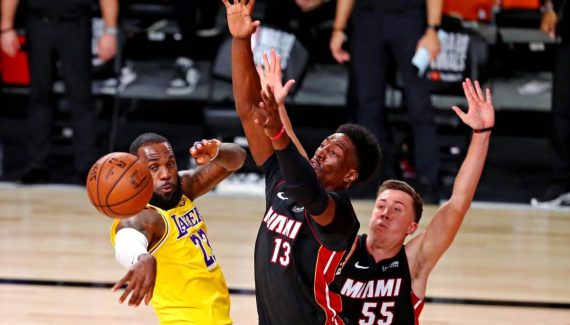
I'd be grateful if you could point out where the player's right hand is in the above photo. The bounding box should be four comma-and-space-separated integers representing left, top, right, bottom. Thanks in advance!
112, 254, 157, 307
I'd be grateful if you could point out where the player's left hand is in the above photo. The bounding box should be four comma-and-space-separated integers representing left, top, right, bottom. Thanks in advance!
255, 49, 295, 107
190, 139, 222, 165
452, 78, 495, 131
112, 254, 157, 307
254, 85, 284, 138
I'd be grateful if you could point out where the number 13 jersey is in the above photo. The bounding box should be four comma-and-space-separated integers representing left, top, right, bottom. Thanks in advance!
255, 154, 360, 325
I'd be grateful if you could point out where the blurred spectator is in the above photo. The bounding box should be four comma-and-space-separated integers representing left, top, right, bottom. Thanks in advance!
531, 0, 570, 207
330, 0, 443, 203
264, 0, 337, 63
166, 0, 221, 95
1, 0, 118, 184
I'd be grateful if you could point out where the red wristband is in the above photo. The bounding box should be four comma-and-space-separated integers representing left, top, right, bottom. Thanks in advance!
269, 127, 286, 141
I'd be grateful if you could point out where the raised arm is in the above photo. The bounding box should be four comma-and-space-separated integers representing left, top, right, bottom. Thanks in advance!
407, 79, 494, 296
180, 139, 246, 200
222, 0, 274, 165
256, 49, 308, 159
254, 87, 338, 226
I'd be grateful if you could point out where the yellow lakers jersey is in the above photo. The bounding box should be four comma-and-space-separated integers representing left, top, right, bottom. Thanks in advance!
110, 195, 232, 325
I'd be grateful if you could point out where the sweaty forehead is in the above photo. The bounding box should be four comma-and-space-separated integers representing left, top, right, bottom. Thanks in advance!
139, 142, 174, 160
325, 133, 353, 150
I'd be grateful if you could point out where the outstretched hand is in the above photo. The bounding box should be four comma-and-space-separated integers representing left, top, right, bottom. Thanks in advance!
222, 0, 260, 40
452, 79, 495, 131
190, 139, 222, 165
254, 86, 284, 138
255, 49, 296, 106
111, 254, 157, 307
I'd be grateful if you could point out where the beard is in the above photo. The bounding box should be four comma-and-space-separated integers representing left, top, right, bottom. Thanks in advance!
149, 175, 183, 210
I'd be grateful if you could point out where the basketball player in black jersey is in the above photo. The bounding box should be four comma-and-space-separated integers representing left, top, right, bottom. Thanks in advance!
223, 1, 382, 323
332, 79, 494, 324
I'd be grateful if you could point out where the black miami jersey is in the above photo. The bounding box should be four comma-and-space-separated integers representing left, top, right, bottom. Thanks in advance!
333, 234, 424, 325
255, 154, 360, 325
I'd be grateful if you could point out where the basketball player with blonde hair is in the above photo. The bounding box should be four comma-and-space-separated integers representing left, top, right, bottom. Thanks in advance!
333, 79, 494, 324
109, 133, 246, 324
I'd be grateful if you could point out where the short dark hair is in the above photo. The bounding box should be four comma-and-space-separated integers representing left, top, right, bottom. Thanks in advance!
129, 133, 169, 155
336, 123, 382, 184
377, 180, 423, 223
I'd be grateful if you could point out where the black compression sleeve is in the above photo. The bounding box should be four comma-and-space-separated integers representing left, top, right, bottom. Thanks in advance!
275, 143, 329, 215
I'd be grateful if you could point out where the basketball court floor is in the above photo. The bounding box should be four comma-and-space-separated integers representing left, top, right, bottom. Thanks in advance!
0, 181, 569, 324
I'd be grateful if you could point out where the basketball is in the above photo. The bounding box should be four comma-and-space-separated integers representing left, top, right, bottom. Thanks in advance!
86, 152, 153, 218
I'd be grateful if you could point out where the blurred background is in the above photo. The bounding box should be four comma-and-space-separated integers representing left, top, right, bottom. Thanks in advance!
0, 0, 565, 204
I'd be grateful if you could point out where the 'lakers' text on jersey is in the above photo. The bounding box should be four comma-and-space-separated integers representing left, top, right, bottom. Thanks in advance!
332, 234, 424, 325
110, 195, 232, 325
255, 155, 360, 325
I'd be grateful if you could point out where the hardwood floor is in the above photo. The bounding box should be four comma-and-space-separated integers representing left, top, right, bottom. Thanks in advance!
0, 183, 569, 324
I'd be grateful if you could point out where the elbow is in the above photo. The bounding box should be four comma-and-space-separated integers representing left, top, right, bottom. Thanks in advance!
225, 143, 247, 171
288, 185, 329, 216
236, 146, 247, 169
445, 197, 470, 216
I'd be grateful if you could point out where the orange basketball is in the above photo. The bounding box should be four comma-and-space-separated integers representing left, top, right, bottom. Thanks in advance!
86, 152, 153, 218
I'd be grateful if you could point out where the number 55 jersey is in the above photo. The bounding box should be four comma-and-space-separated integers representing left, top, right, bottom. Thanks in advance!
110, 194, 232, 325
332, 234, 425, 325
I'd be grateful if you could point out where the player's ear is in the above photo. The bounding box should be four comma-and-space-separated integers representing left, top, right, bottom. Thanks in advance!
406, 222, 418, 235
344, 169, 358, 186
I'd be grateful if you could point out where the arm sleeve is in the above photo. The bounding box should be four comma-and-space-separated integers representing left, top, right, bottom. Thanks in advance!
114, 228, 149, 269
275, 142, 329, 216
310, 191, 360, 250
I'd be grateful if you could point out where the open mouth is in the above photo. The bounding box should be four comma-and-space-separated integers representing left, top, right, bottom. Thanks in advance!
375, 219, 388, 229
310, 159, 320, 171
160, 184, 174, 194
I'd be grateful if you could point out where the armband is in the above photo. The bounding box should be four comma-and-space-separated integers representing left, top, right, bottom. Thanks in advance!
269, 127, 286, 141
104, 27, 118, 36
427, 24, 441, 32
114, 228, 149, 269
473, 127, 493, 133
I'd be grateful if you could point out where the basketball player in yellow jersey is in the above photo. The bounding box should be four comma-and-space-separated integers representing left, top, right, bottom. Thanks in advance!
109, 133, 246, 324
